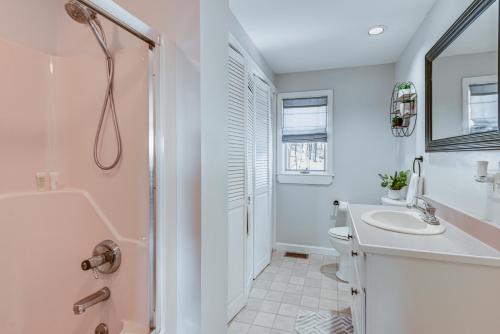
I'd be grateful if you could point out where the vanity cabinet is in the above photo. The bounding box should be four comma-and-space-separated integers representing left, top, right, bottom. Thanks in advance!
349, 232, 366, 334
347, 206, 500, 334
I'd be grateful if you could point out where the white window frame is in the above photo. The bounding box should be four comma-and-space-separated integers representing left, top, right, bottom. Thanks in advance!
277, 90, 334, 185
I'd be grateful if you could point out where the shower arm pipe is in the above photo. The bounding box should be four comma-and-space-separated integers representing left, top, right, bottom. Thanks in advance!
77, 0, 160, 49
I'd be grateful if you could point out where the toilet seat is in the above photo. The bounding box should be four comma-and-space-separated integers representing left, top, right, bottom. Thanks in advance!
328, 226, 349, 240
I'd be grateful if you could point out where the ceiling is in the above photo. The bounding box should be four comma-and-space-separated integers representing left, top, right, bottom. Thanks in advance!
230, 0, 438, 74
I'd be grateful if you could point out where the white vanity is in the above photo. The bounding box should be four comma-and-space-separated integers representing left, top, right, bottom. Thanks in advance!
347, 204, 500, 334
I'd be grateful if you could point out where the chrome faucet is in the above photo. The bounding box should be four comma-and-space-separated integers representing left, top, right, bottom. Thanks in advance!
407, 196, 440, 225
73, 287, 111, 315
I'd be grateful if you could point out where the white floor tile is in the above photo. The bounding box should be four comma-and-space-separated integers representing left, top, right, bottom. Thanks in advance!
300, 295, 320, 308
265, 291, 284, 302
273, 274, 290, 283
228, 321, 251, 334
247, 298, 264, 311
254, 312, 276, 328
229, 251, 350, 333
289, 276, 305, 285
248, 326, 271, 334
304, 278, 322, 288
285, 283, 303, 294
260, 300, 280, 314
277, 303, 299, 317
250, 288, 268, 299
282, 293, 301, 305
273, 315, 295, 331
235, 309, 257, 324
302, 286, 321, 297
270, 282, 287, 292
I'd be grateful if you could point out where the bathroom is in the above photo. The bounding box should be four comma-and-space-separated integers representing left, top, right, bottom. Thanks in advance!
0, 0, 499, 333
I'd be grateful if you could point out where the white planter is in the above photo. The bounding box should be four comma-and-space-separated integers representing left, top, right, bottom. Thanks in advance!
388, 189, 402, 200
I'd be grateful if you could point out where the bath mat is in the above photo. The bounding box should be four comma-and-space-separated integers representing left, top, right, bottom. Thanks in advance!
295, 310, 354, 334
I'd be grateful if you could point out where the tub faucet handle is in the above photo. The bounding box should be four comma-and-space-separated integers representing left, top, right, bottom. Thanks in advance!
81, 240, 121, 276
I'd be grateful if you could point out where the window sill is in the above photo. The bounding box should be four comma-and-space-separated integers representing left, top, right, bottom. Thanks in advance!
277, 173, 334, 185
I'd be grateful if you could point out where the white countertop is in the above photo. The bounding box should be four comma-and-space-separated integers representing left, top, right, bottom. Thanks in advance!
349, 204, 500, 267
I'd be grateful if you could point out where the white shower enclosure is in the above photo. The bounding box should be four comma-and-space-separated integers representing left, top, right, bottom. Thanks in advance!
0, 1, 161, 333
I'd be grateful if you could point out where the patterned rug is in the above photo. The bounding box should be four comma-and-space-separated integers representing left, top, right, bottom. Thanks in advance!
295, 310, 354, 334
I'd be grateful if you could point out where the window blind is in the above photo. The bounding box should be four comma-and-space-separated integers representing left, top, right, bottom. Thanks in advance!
469, 83, 498, 133
282, 96, 328, 142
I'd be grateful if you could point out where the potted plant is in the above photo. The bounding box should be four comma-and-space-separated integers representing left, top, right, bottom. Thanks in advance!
392, 115, 403, 128
378, 170, 409, 200
397, 82, 411, 95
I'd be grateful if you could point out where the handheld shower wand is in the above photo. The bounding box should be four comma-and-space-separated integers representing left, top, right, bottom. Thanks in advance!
65, 0, 122, 170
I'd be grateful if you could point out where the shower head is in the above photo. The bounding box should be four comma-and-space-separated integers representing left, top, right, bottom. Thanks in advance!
65, 0, 96, 24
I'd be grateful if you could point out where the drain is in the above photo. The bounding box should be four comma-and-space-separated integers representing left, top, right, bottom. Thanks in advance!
95, 323, 109, 334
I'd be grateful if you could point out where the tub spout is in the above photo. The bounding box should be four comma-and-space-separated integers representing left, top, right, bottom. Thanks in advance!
73, 287, 110, 315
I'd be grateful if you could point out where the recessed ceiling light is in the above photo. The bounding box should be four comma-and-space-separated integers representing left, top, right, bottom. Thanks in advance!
368, 25, 386, 36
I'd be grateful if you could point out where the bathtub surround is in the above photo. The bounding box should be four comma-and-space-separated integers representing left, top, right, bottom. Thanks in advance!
0, 31, 151, 333
275, 64, 397, 251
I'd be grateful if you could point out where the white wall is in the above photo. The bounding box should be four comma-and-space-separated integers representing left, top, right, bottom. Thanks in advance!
200, 0, 230, 333
433, 51, 497, 139
275, 64, 397, 249
229, 12, 275, 84
395, 0, 500, 223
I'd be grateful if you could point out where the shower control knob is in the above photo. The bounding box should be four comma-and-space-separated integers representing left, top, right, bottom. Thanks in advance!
81, 240, 121, 275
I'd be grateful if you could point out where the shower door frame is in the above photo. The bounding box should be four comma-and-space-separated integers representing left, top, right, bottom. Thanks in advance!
76, 1, 162, 333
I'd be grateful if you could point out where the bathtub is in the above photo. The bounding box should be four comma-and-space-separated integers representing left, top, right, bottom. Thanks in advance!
0, 190, 149, 334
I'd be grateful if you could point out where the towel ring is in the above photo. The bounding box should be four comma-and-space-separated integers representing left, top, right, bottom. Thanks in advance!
413, 156, 423, 177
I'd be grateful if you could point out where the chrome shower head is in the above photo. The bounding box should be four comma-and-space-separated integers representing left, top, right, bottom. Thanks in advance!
65, 0, 96, 24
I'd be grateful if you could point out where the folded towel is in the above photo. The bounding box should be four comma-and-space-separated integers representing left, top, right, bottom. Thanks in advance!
405, 173, 420, 204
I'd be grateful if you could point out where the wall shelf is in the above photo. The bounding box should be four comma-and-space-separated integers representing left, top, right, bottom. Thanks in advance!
390, 82, 417, 137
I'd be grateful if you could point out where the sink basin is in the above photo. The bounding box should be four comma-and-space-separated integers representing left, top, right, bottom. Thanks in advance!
361, 210, 446, 235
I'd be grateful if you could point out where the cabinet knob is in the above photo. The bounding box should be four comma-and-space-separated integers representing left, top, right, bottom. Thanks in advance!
351, 251, 358, 257
347, 234, 353, 240
351, 288, 359, 296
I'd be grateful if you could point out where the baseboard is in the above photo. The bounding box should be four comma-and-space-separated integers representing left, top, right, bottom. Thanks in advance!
274, 242, 339, 257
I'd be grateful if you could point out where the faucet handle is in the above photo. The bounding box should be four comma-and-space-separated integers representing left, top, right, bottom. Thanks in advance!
81, 240, 121, 276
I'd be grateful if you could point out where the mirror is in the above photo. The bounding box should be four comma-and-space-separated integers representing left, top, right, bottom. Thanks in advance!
425, 0, 500, 151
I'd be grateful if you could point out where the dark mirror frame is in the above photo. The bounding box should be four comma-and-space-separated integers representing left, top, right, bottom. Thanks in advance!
425, 0, 500, 152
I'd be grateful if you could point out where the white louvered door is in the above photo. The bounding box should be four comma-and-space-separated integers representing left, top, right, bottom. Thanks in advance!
227, 47, 248, 321
246, 74, 255, 290
253, 76, 273, 277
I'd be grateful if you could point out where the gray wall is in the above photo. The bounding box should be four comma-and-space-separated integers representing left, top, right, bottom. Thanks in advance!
433, 51, 497, 139
275, 64, 397, 248
395, 0, 500, 223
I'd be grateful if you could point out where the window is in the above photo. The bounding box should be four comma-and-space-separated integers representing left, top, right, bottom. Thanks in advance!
277, 90, 333, 184
462, 76, 499, 135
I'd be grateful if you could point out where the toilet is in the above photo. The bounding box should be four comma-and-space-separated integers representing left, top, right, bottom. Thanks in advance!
328, 226, 351, 283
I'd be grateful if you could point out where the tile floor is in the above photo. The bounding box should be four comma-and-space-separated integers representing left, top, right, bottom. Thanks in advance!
228, 250, 352, 334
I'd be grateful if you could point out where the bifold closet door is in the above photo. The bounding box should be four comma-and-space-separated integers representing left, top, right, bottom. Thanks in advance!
253, 77, 272, 277
246, 74, 255, 289
227, 47, 248, 321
